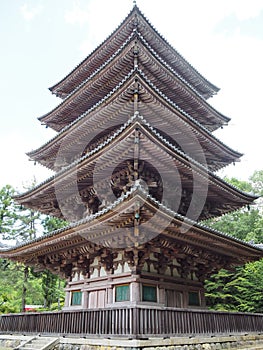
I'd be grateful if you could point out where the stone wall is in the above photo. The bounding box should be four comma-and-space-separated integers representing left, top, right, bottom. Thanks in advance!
1, 334, 263, 350
56, 334, 263, 350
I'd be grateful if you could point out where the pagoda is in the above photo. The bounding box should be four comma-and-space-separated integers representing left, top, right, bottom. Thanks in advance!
1, 4, 262, 312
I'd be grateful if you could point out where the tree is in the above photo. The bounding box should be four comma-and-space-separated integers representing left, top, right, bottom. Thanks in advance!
38, 215, 68, 309
250, 170, 263, 196
205, 261, 263, 313
39, 270, 62, 309
205, 170, 263, 243
205, 269, 237, 311
0, 259, 43, 313
206, 208, 263, 243
0, 183, 42, 243
204, 170, 263, 312
0, 185, 18, 239
16, 208, 41, 242
41, 215, 68, 232
0, 184, 45, 312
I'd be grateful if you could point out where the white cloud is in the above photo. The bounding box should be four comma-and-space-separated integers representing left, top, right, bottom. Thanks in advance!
231, 0, 263, 20
64, 0, 91, 25
20, 3, 43, 21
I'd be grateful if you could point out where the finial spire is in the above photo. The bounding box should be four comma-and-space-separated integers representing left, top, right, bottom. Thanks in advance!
133, 0, 137, 6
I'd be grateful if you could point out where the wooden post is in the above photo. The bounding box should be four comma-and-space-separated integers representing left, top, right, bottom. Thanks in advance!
131, 281, 140, 303
159, 286, 166, 305
107, 284, 113, 304
64, 291, 70, 308
83, 290, 89, 309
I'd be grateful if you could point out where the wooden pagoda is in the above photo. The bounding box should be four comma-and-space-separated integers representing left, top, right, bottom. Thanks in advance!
1, 4, 262, 313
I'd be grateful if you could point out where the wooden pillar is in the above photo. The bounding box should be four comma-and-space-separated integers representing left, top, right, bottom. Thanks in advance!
131, 281, 140, 303
159, 286, 166, 305
108, 287, 113, 304
200, 289, 206, 307
107, 277, 113, 305
64, 291, 71, 308
82, 290, 89, 309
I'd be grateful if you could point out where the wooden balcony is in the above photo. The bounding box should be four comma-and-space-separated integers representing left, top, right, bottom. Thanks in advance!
0, 306, 263, 339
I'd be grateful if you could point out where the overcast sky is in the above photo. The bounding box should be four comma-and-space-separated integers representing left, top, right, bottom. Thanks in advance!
0, 0, 262, 192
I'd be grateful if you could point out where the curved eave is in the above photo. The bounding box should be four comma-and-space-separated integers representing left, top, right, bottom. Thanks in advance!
41, 34, 228, 132
49, 6, 137, 98
136, 35, 229, 129
137, 71, 242, 163
49, 5, 218, 100
29, 72, 137, 166
139, 71, 243, 166
16, 119, 257, 219
39, 39, 136, 130
135, 6, 219, 98
2, 189, 263, 262
29, 72, 242, 172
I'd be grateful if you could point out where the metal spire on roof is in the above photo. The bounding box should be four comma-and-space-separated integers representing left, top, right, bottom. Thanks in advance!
133, 0, 137, 6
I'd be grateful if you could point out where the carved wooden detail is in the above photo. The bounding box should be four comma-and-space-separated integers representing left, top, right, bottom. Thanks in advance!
99, 250, 118, 274
110, 159, 163, 202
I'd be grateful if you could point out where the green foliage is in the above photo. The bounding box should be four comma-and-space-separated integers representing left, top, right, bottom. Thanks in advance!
39, 215, 67, 309
0, 261, 42, 313
41, 215, 68, 234
205, 170, 263, 312
205, 260, 263, 313
0, 260, 65, 314
31, 268, 65, 310
14, 208, 41, 242
0, 184, 42, 242
225, 177, 253, 193
0, 185, 19, 239
250, 170, 263, 196
205, 170, 263, 243
206, 208, 263, 243
0, 184, 66, 314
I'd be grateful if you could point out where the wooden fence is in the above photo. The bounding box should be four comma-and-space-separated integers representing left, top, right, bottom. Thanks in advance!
0, 306, 263, 338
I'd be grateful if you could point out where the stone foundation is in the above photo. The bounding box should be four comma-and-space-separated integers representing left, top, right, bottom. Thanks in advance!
56, 335, 263, 350
1, 334, 263, 350
0, 336, 21, 349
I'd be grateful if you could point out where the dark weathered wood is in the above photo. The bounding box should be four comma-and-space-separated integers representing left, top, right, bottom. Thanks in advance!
1, 306, 263, 338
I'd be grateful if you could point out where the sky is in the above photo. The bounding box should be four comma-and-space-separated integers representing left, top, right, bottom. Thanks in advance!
0, 0, 263, 192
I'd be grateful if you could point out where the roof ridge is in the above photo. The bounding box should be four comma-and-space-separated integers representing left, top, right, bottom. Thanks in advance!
49, 5, 137, 94
29, 69, 241, 162
41, 30, 228, 129
137, 69, 242, 158
20, 114, 257, 203
49, 4, 218, 99
28, 69, 137, 156
5, 183, 262, 254
40, 31, 136, 123
135, 5, 219, 95
137, 31, 229, 124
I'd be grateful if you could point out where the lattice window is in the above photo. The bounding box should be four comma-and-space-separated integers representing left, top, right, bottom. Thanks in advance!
71, 290, 82, 306
188, 291, 200, 306
115, 284, 130, 302
142, 285, 157, 302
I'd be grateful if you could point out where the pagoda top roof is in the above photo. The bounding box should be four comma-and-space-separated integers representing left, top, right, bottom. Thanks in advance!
2, 184, 263, 263
39, 35, 229, 132
49, 4, 219, 100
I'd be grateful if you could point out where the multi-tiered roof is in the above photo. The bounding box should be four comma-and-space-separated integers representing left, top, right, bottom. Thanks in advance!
1, 4, 262, 309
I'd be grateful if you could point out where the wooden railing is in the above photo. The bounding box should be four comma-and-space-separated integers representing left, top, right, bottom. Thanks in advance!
0, 306, 263, 338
